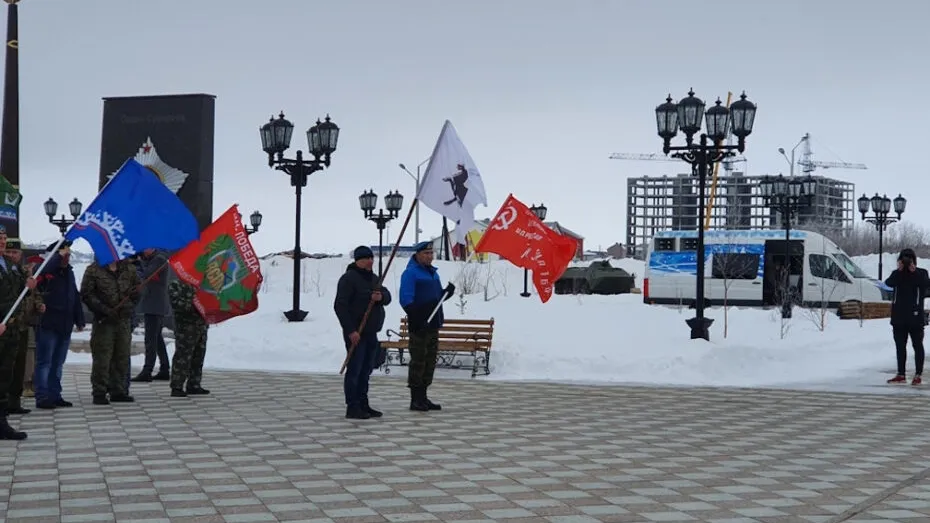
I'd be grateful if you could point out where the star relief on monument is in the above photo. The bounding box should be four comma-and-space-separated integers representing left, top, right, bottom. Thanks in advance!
109, 137, 190, 194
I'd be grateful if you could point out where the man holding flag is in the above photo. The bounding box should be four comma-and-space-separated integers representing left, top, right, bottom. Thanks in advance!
0, 226, 36, 440
52, 158, 200, 404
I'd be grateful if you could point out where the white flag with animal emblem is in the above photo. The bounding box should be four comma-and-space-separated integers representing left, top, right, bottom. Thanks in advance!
417, 120, 488, 245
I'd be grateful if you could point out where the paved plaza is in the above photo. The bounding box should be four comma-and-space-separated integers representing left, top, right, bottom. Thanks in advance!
1, 366, 930, 523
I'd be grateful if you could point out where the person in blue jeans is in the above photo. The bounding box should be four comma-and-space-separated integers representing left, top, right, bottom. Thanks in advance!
34, 241, 85, 409
333, 246, 392, 420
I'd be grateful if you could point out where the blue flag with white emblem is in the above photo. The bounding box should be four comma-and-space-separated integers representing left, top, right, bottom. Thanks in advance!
65, 159, 199, 265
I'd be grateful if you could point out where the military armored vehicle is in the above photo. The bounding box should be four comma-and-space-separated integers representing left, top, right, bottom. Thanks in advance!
554, 260, 635, 295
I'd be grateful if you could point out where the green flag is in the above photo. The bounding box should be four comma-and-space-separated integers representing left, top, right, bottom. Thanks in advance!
0, 175, 22, 207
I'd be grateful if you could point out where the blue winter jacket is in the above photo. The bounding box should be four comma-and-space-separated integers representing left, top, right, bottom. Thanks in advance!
399, 256, 445, 330
37, 253, 85, 334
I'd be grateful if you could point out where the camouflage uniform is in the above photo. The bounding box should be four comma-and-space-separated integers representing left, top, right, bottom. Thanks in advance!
7, 260, 42, 412
80, 260, 141, 402
168, 279, 209, 396
0, 255, 29, 438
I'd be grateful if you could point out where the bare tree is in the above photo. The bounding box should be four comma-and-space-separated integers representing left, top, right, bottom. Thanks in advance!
710, 240, 760, 338
802, 243, 844, 332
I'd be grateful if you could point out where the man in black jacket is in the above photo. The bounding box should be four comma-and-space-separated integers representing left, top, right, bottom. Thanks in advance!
885, 248, 930, 385
334, 246, 392, 419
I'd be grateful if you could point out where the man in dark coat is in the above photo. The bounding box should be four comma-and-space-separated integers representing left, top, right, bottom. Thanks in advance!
33, 241, 83, 409
131, 248, 172, 382
885, 248, 930, 386
398, 241, 454, 412
334, 246, 392, 420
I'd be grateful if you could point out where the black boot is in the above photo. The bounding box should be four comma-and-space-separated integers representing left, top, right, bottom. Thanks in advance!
409, 387, 429, 412
8, 402, 31, 415
346, 406, 371, 420
92, 394, 109, 405
186, 386, 210, 395
152, 369, 170, 381
363, 404, 383, 418
171, 388, 188, 397
131, 371, 153, 383
423, 388, 442, 411
0, 413, 27, 440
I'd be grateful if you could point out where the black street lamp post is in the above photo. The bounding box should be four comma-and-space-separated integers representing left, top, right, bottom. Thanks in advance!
260, 112, 339, 322
520, 203, 548, 297
240, 210, 263, 236
359, 189, 404, 278
44, 197, 83, 234
858, 192, 906, 279
655, 90, 757, 340
759, 174, 816, 318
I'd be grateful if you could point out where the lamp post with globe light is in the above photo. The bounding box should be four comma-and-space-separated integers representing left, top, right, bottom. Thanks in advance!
520, 203, 548, 297
359, 189, 404, 278
44, 197, 83, 234
239, 210, 263, 236
759, 174, 816, 318
858, 193, 906, 279
655, 90, 757, 340
259, 112, 339, 322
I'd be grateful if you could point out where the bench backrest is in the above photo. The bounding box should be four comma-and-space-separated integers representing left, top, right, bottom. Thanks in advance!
398, 317, 494, 349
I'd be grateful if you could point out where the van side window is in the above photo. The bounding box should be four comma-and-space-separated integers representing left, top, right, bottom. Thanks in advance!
680, 238, 700, 251
809, 254, 851, 283
711, 253, 759, 280
654, 238, 676, 251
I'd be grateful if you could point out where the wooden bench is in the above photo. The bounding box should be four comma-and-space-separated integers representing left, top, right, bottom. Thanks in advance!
380, 317, 494, 378
838, 300, 892, 320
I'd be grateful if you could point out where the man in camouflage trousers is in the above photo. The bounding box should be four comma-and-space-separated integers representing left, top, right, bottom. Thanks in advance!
168, 276, 209, 397
80, 258, 141, 405
0, 227, 37, 440
4, 240, 44, 416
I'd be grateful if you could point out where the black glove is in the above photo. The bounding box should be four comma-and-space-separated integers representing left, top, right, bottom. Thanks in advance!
444, 283, 456, 297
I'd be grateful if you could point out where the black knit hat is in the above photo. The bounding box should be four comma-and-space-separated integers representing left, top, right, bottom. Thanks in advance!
353, 246, 374, 260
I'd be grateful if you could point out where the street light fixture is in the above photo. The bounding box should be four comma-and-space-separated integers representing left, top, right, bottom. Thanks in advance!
398, 157, 430, 244
858, 192, 906, 279
655, 90, 757, 340
759, 174, 816, 318
359, 189, 404, 278
260, 111, 339, 322
44, 197, 83, 234
239, 210, 263, 236
520, 203, 548, 298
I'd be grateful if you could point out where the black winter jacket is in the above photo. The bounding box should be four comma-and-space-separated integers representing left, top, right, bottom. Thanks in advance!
885, 267, 930, 327
333, 263, 393, 336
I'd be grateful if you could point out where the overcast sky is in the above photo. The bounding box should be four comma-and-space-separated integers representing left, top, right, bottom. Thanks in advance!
9, 0, 929, 255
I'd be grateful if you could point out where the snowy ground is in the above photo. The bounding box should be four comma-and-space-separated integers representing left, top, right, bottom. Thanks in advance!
62, 252, 920, 396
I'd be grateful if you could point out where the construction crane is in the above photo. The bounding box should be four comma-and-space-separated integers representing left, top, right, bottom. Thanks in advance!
781, 132, 868, 175
609, 152, 747, 170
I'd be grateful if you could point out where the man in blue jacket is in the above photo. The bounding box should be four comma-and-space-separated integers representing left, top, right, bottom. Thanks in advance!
34, 241, 85, 409
399, 241, 454, 412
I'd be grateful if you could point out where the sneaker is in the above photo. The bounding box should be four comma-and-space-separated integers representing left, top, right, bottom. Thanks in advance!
913, 375, 922, 386
888, 374, 907, 384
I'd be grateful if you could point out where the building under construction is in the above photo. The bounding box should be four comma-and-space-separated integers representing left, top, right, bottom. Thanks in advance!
617, 133, 865, 258
625, 171, 855, 257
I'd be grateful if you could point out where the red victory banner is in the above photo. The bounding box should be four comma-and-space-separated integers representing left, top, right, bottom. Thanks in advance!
474, 194, 577, 302
170, 205, 264, 324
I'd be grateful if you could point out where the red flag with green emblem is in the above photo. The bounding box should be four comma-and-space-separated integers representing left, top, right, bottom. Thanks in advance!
169, 205, 264, 324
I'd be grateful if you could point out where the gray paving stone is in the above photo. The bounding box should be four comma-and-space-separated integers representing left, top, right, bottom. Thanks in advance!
3, 365, 930, 522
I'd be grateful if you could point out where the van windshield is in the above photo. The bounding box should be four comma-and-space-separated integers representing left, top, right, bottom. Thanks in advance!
833, 253, 870, 279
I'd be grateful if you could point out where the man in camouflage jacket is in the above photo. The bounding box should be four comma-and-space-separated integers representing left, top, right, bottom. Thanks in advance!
168, 276, 209, 397
80, 258, 141, 405
4, 240, 44, 416
0, 228, 37, 440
